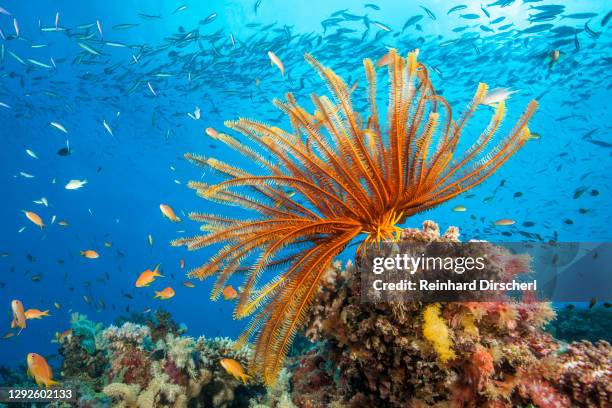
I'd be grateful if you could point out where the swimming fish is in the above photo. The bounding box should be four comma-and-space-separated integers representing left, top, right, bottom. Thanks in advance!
160, 204, 181, 222
33, 197, 49, 207
50, 121, 68, 133
187, 106, 201, 120
154, 287, 175, 300
103, 120, 114, 138
147, 81, 157, 96
80, 250, 100, 259
267, 51, 284, 76
482, 88, 518, 107
183, 281, 195, 288
65, 179, 87, 190
447, 5, 467, 14
53, 329, 72, 343
24, 309, 50, 319
220, 358, 251, 384
495, 219, 516, 226
205, 127, 219, 137
452, 205, 467, 212
180, 259, 185, 269
27, 353, 60, 389
135, 264, 163, 287
222, 285, 238, 300
24, 211, 45, 228
26, 149, 38, 159
549, 49, 560, 70
11, 299, 27, 330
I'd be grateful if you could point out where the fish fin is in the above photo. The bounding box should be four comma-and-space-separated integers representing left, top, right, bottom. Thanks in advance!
46, 380, 61, 389
42, 310, 50, 316
11, 318, 16, 328
153, 292, 160, 299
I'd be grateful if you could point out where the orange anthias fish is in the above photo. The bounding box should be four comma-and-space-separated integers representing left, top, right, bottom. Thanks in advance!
154, 287, 175, 300
495, 219, 516, 226
54, 329, 72, 343
205, 127, 219, 137
11, 299, 26, 331
180, 259, 185, 269
27, 353, 60, 389
222, 285, 238, 300
25, 309, 50, 319
182, 281, 195, 288
159, 204, 181, 222
220, 358, 251, 384
376, 51, 391, 67
80, 250, 99, 259
135, 264, 163, 287
24, 211, 44, 228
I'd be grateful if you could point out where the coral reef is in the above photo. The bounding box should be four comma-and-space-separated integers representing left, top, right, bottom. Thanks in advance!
41, 311, 284, 407
58, 314, 107, 386
546, 305, 612, 343
116, 309, 185, 343
557, 340, 611, 407
100, 326, 266, 407
70, 312, 103, 354
173, 48, 538, 384
294, 221, 610, 408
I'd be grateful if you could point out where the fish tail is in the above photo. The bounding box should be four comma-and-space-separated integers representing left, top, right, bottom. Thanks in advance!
241, 374, 252, 385
42, 310, 50, 316
154, 292, 160, 299
153, 264, 163, 277
45, 379, 61, 389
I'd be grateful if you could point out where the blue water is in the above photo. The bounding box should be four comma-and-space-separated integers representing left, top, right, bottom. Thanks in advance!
1, 0, 610, 368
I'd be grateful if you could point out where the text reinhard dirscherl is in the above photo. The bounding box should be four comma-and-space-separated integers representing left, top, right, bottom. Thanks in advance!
370, 254, 537, 293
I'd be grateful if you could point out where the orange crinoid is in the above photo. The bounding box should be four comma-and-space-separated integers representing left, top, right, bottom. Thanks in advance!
173, 49, 537, 384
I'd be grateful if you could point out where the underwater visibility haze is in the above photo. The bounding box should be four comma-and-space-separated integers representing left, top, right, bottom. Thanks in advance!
1, 0, 611, 407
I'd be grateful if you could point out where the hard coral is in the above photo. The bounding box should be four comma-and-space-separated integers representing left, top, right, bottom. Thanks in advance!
296, 221, 602, 408
557, 340, 612, 407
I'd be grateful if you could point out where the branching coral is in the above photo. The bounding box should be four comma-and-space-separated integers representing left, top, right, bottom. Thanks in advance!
174, 48, 538, 384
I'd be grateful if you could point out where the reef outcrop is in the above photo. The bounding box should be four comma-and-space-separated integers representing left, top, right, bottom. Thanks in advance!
293, 221, 611, 408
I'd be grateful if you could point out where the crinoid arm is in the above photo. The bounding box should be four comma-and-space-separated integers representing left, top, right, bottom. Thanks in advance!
173, 48, 537, 385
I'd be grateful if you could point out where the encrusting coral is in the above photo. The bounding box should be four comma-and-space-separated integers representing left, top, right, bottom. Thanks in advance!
173, 48, 538, 385
293, 221, 610, 408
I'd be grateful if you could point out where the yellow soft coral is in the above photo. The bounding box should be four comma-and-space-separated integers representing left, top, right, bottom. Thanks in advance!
422, 303, 455, 362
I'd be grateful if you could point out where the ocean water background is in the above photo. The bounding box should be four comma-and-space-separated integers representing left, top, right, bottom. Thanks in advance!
1, 0, 610, 368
